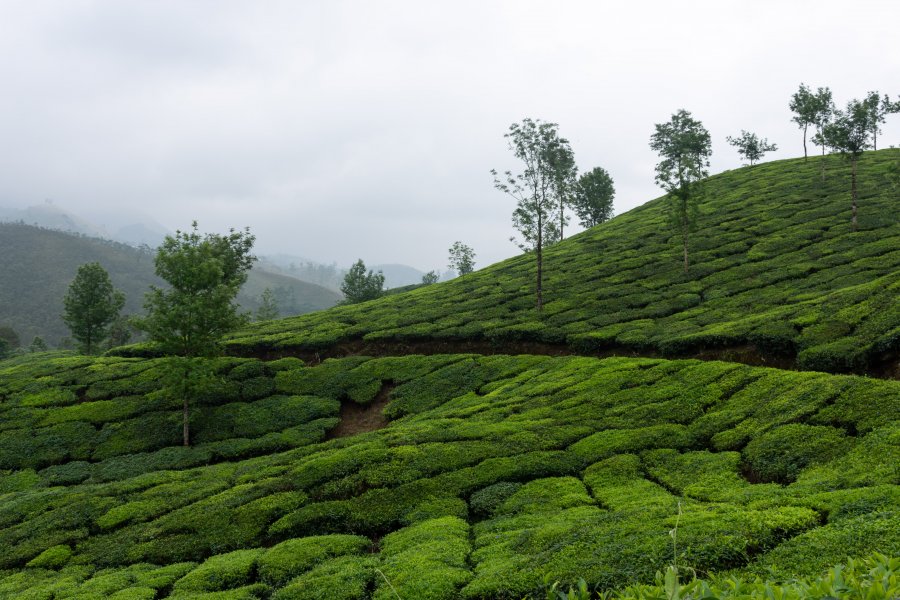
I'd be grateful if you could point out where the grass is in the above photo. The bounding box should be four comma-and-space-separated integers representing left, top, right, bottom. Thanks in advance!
0, 351, 897, 598
221, 150, 900, 375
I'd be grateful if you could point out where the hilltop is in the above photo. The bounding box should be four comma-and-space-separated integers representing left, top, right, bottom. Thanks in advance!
0, 151, 897, 599
226, 150, 900, 376
0, 223, 342, 347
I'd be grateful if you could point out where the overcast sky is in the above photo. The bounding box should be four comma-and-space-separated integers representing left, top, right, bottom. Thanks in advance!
1, 1, 898, 271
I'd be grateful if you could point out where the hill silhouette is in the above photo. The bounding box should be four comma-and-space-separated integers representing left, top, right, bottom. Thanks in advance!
0, 223, 341, 347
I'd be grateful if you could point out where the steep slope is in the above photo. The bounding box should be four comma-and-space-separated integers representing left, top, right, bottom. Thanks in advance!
227, 150, 900, 375
0, 352, 897, 599
0, 223, 342, 346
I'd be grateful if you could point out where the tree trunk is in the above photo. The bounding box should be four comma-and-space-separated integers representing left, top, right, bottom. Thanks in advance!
536, 214, 543, 312
851, 157, 858, 232
802, 124, 808, 160
873, 127, 877, 151
821, 142, 826, 183
183, 394, 190, 446
559, 201, 564, 240
682, 221, 689, 273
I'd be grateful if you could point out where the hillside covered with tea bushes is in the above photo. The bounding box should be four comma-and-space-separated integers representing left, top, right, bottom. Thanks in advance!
0, 351, 898, 598
225, 150, 900, 375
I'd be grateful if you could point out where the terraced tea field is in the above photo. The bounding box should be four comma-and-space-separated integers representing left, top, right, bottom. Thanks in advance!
0, 353, 897, 598
225, 150, 900, 376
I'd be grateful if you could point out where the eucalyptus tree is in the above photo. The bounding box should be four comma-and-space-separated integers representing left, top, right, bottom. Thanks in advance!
791, 84, 833, 161
650, 109, 712, 273
726, 131, 778, 166
447, 241, 476, 276
571, 166, 615, 227
492, 118, 575, 311
863, 91, 898, 151
823, 99, 873, 231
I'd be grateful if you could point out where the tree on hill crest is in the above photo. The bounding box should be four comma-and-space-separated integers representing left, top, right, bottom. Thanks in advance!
650, 109, 712, 273
493, 118, 575, 311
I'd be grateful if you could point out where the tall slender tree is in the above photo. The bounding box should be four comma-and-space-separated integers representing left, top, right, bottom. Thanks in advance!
863, 91, 898, 151
447, 241, 476, 276
62, 263, 125, 354
809, 87, 835, 182
138, 222, 256, 446
790, 83, 817, 160
823, 99, 873, 231
492, 118, 574, 311
650, 109, 712, 273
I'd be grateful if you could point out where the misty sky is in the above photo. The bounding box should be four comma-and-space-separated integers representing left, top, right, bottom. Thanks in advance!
1, 1, 898, 271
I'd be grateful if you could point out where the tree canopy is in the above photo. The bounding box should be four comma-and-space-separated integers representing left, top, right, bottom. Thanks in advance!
62, 262, 125, 355
139, 222, 256, 358
726, 130, 778, 166
649, 109, 712, 273
493, 118, 575, 310
448, 241, 476, 276
572, 166, 615, 228
341, 259, 385, 304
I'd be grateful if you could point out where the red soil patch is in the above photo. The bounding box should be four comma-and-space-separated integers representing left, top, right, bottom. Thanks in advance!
327, 382, 395, 439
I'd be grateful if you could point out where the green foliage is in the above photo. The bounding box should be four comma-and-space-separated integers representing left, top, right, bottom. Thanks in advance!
258, 535, 370, 587
650, 108, 712, 273
62, 262, 125, 354
256, 287, 280, 321
375, 517, 472, 600
340, 259, 385, 304
172, 549, 262, 593
493, 117, 576, 310
25, 544, 72, 569
743, 423, 853, 483
139, 222, 256, 358
448, 241, 476, 276
572, 166, 615, 227
421, 270, 440, 285
727, 130, 778, 166
0, 353, 897, 597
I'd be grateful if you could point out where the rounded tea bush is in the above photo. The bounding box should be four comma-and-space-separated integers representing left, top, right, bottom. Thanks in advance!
743, 424, 852, 483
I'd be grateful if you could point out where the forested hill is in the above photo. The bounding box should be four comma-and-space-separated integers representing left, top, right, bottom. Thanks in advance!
0, 223, 341, 347
226, 149, 900, 376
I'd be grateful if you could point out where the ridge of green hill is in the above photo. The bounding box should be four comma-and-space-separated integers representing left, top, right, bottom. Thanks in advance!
0, 351, 897, 598
0, 223, 342, 346
225, 150, 900, 376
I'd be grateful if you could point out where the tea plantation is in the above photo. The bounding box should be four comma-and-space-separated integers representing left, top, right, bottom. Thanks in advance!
1, 150, 899, 598
0, 352, 898, 598
224, 150, 900, 376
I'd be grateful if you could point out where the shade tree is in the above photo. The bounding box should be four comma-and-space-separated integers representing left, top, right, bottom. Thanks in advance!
492, 118, 575, 310
341, 259, 385, 304
447, 241, 476, 276
726, 130, 778, 166
649, 109, 712, 273
571, 166, 615, 228
62, 262, 125, 355
137, 222, 256, 446
823, 98, 873, 231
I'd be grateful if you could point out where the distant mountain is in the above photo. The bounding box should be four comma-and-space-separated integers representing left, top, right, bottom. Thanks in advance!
259, 255, 436, 290
0, 201, 106, 238
0, 223, 341, 348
